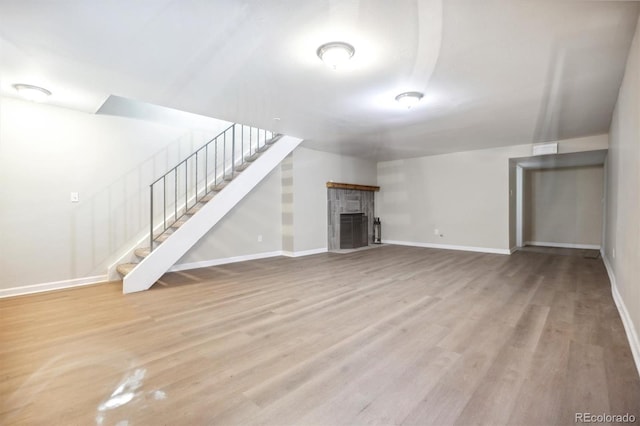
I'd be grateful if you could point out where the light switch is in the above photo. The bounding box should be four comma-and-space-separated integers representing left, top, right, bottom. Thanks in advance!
70, 192, 79, 203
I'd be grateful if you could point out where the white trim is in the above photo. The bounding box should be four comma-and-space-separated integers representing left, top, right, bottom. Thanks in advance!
170, 251, 283, 272
0, 247, 329, 299
0, 275, 108, 299
281, 248, 328, 258
601, 254, 640, 378
516, 165, 524, 248
524, 241, 600, 250
510, 246, 518, 254
382, 240, 511, 255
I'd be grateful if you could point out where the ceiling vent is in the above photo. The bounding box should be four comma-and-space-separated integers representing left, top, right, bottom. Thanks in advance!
532, 142, 558, 156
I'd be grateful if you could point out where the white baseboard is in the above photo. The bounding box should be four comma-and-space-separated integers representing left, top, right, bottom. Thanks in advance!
0, 275, 108, 299
0, 248, 329, 299
170, 248, 329, 270
281, 248, 328, 257
510, 246, 518, 254
602, 254, 640, 378
382, 240, 511, 255
170, 251, 283, 272
524, 241, 600, 250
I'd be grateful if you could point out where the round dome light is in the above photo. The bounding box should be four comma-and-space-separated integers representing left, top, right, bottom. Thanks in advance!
395, 91, 424, 108
13, 84, 52, 102
316, 42, 355, 70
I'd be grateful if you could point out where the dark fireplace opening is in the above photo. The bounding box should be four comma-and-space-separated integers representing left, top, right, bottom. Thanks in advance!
340, 213, 368, 249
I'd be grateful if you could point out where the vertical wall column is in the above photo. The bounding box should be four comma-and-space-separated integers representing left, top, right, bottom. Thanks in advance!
281, 154, 295, 253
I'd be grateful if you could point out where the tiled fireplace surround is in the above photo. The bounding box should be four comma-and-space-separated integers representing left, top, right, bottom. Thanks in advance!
327, 188, 375, 250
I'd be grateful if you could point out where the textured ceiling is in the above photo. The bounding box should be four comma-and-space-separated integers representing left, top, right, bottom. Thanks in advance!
1, 0, 638, 160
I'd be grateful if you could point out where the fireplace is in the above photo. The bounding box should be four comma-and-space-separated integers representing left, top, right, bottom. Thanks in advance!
340, 213, 368, 249
327, 182, 379, 251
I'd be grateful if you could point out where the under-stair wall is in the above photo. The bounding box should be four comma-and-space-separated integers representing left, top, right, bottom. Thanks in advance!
107, 125, 269, 281
122, 135, 302, 293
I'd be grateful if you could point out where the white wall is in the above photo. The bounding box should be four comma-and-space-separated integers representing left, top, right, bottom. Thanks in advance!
161, 145, 378, 265
604, 15, 640, 371
291, 147, 377, 253
0, 101, 377, 294
378, 135, 608, 253
175, 168, 282, 266
524, 166, 604, 247
0, 96, 230, 292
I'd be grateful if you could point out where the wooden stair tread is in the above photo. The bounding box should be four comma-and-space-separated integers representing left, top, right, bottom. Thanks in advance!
223, 171, 241, 181
187, 203, 206, 214
171, 218, 189, 228
200, 192, 217, 202
134, 247, 151, 258
212, 181, 229, 191
116, 263, 137, 276
154, 232, 172, 243
244, 152, 261, 162
265, 134, 283, 145
236, 162, 251, 171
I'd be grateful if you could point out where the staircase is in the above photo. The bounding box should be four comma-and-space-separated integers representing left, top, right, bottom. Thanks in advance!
116, 124, 302, 293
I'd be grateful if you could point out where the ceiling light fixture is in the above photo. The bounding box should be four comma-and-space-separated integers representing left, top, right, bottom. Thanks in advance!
395, 91, 424, 108
13, 84, 52, 102
316, 41, 355, 69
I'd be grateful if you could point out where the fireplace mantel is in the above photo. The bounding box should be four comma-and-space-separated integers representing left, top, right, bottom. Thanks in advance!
326, 182, 380, 192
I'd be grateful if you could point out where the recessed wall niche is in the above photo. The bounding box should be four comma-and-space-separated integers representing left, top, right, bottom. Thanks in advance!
326, 182, 379, 251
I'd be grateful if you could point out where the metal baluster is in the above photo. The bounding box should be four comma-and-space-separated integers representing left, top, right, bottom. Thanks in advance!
146, 124, 239, 253
205, 145, 208, 194
150, 184, 154, 251
185, 162, 188, 212
232, 124, 236, 174
241, 125, 244, 166
214, 138, 218, 187
195, 151, 199, 203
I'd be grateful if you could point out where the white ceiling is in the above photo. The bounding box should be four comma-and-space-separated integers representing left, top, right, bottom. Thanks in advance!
1, 1, 638, 160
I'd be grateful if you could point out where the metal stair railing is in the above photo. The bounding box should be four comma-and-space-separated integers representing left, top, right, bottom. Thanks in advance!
149, 124, 276, 253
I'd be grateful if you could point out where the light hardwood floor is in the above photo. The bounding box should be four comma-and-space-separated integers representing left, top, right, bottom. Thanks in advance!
1, 245, 639, 425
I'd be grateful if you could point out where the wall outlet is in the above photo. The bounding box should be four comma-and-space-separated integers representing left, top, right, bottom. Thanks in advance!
70, 192, 79, 203
257, 235, 263, 242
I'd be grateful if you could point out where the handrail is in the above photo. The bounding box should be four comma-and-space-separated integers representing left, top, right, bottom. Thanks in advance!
148, 123, 278, 253
150, 124, 235, 186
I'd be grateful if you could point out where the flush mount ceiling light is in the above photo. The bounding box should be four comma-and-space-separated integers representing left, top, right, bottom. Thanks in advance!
316, 41, 355, 69
13, 84, 52, 102
395, 91, 424, 108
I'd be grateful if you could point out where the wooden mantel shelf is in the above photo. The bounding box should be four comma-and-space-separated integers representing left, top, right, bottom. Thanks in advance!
326, 182, 380, 192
